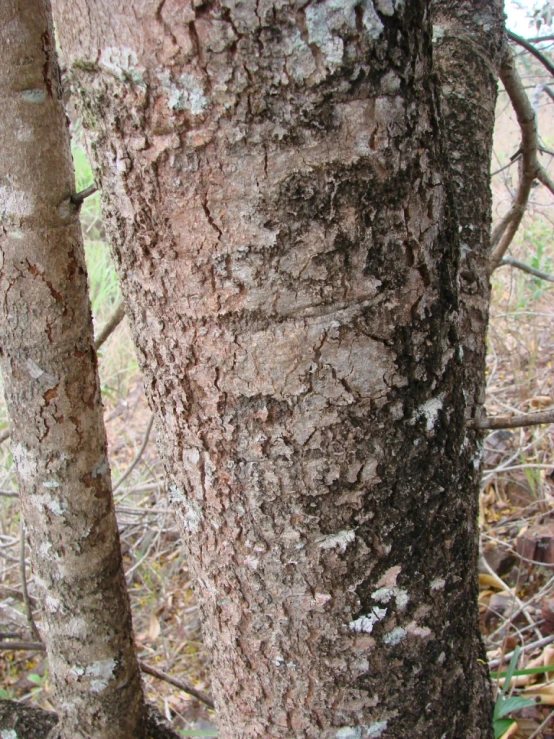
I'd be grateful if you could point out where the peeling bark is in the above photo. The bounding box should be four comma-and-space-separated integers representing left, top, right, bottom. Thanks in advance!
52, 0, 500, 736
0, 2, 146, 737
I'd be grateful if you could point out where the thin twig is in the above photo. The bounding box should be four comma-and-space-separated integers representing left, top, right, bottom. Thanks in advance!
70, 184, 98, 206
537, 163, 554, 196
139, 660, 214, 709
0, 640, 45, 651
95, 301, 126, 350
0, 638, 214, 709
19, 520, 40, 642
489, 635, 554, 670
490, 52, 539, 272
491, 156, 521, 177
529, 707, 554, 739
507, 31, 554, 77
481, 557, 541, 640
500, 255, 554, 282
113, 414, 155, 492
468, 409, 554, 430
0, 429, 9, 445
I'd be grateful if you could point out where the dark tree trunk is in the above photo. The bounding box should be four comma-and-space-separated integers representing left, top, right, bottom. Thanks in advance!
52, 0, 503, 736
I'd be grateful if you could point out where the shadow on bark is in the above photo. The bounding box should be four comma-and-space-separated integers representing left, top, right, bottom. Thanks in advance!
0, 700, 182, 739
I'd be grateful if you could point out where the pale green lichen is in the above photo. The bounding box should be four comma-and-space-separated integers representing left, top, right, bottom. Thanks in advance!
336, 722, 388, 739
371, 585, 409, 610
382, 626, 406, 645
21, 89, 47, 104
169, 484, 203, 532
349, 607, 387, 633
159, 71, 208, 115
305, 0, 385, 71
99, 47, 145, 85
317, 529, 356, 552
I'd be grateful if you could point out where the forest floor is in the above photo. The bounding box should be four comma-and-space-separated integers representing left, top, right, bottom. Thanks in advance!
0, 59, 553, 739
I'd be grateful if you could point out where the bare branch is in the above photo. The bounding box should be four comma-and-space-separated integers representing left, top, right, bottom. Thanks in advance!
491, 155, 521, 177
524, 35, 554, 43
537, 163, 554, 195
467, 409, 554, 430
507, 31, 554, 77
139, 661, 215, 709
0, 638, 215, 710
113, 414, 155, 492
19, 521, 41, 643
490, 52, 540, 272
0, 640, 45, 651
500, 255, 554, 282
70, 184, 98, 206
94, 300, 126, 350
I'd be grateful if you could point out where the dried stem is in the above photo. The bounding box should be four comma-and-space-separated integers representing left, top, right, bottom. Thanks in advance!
507, 31, 554, 77
94, 301, 126, 350
499, 255, 554, 282
467, 409, 554, 430
113, 414, 155, 492
19, 520, 41, 642
490, 52, 539, 272
138, 661, 214, 710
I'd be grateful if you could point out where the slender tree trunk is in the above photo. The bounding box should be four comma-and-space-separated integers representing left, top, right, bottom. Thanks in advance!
53, 0, 500, 736
0, 2, 146, 737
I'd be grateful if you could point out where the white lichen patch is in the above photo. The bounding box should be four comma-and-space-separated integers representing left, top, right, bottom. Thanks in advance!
415, 394, 445, 431
244, 555, 259, 570
25, 358, 58, 385
12, 443, 37, 480
382, 626, 406, 645
317, 529, 356, 552
32, 493, 67, 517
21, 88, 47, 104
430, 577, 446, 591
42, 480, 60, 489
371, 586, 409, 610
169, 485, 203, 533
72, 658, 117, 693
92, 455, 109, 478
336, 722, 388, 739
99, 46, 145, 84
306, 0, 384, 71
0, 185, 35, 218
159, 70, 208, 115
367, 721, 389, 737
1, 729, 19, 739
349, 607, 387, 634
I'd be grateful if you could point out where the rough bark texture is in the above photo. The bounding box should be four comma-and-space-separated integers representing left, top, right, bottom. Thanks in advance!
53, 0, 499, 736
429, 0, 506, 727
0, 2, 146, 737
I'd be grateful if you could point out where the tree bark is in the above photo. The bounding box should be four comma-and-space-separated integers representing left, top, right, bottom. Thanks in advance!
0, 2, 146, 737
53, 1, 499, 736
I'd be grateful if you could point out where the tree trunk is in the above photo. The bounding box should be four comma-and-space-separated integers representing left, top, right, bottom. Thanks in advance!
0, 2, 146, 737
53, 0, 501, 736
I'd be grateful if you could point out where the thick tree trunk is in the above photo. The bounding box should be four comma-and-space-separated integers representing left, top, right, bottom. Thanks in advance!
0, 2, 146, 738
53, 1, 499, 736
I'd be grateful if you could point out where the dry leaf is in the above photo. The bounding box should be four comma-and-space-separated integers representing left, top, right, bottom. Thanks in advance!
148, 614, 161, 641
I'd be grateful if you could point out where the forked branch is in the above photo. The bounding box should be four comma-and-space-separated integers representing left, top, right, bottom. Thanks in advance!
490, 51, 540, 272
